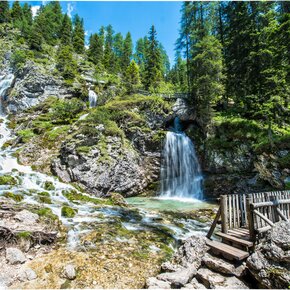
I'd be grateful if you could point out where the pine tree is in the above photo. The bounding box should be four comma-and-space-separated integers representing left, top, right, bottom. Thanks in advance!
125, 60, 141, 93
57, 45, 77, 80
21, 3, 32, 38
11, 1, 23, 27
103, 25, 115, 72
60, 14, 73, 46
121, 32, 133, 70
72, 14, 85, 53
28, 23, 43, 51
191, 35, 224, 125
144, 25, 163, 90
0, 0, 10, 23
113, 32, 124, 72
88, 33, 104, 68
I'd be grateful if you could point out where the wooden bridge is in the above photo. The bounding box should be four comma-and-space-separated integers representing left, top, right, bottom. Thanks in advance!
137, 89, 189, 100
206, 190, 290, 261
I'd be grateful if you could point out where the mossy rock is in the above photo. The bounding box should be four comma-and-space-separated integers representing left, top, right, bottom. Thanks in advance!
36, 207, 58, 221
38, 195, 52, 204
16, 231, 32, 239
61, 206, 77, 218
0, 175, 18, 185
3, 191, 24, 202
44, 181, 55, 191
108, 192, 128, 207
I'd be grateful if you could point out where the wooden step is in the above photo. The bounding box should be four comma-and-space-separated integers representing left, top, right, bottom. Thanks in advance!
228, 229, 250, 239
206, 239, 249, 261
215, 232, 253, 247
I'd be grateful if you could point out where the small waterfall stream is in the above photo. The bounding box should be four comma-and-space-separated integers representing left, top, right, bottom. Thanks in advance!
88, 90, 98, 108
160, 118, 203, 200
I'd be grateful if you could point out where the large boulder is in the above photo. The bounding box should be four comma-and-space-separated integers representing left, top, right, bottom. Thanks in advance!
246, 221, 290, 289
6, 247, 26, 265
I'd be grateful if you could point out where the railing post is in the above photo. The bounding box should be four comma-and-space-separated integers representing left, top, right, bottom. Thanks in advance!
220, 195, 228, 234
270, 195, 279, 223
246, 194, 255, 242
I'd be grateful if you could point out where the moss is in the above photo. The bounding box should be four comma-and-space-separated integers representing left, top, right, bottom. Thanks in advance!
17, 129, 35, 143
44, 181, 55, 191
3, 191, 24, 202
0, 175, 18, 185
36, 207, 58, 221
38, 191, 50, 197
61, 206, 77, 218
76, 146, 91, 154
16, 231, 31, 239
277, 152, 290, 169
63, 189, 111, 206
38, 195, 52, 204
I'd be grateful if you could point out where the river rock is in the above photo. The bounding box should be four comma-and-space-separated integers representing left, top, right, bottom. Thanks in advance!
196, 267, 249, 289
14, 210, 39, 224
146, 277, 171, 289
62, 264, 76, 280
202, 253, 246, 277
157, 267, 197, 288
182, 278, 207, 289
246, 221, 290, 289
6, 247, 26, 265
18, 268, 37, 281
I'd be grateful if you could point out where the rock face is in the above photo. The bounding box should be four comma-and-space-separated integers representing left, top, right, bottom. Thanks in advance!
52, 134, 160, 197
246, 221, 290, 289
147, 235, 249, 289
4, 61, 77, 113
6, 247, 26, 264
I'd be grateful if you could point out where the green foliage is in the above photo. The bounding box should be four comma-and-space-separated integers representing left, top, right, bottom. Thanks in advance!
61, 206, 77, 218
44, 181, 55, 191
3, 191, 23, 202
88, 33, 104, 67
36, 207, 58, 221
56, 45, 77, 80
0, 1, 10, 23
51, 98, 84, 124
121, 32, 133, 70
0, 175, 18, 185
125, 60, 141, 93
72, 14, 85, 53
11, 49, 28, 69
60, 14, 72, 46
17, 129, 35, 143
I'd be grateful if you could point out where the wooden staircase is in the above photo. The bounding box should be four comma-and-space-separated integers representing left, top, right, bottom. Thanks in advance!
206, 191, 290, 261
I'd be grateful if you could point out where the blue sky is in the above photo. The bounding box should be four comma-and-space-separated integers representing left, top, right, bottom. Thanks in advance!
21, 1, 182, 65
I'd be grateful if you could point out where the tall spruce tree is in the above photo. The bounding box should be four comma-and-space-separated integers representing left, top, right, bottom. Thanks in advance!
0, 0, 10, 23
72, 14, 85, 53
103, 25, 115, 72
88, 33, 104, 68
11, 1, 22, 27
60, 14, 73, 46
144, 25, 163, 90
121, 32, 133, 70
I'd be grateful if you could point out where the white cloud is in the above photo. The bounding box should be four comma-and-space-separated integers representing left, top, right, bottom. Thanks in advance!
31, 5, 40, 18
67, 3, 75, 18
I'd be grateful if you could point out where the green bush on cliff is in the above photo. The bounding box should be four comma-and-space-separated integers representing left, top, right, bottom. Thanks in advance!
51, 98, 84, 124
17, 129, 35, 143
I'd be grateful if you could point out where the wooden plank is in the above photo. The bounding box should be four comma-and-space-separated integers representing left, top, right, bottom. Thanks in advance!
234, 228, 249, 234
253, 209, 274, 227
253, 199, 290, 208
244, 194, 248, 225
216, 232, 253, 247
206, 239, 249, 261
207, 207, 221, 239
236, 194, 240, 228
220, 195, 228, 234
246, 194, 255, 242
228, 229, 250, 239
229, 195, 232, 229
239, 194, 245, 226
276, 207, 287, 221
256, 225, 271, 234
233, 195, 236, 228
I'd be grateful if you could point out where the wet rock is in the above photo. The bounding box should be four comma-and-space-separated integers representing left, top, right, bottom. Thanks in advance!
246, 221, 290, 289
183, 278, 207, 289
202, 253, 246, 277
157, 267, 197, 288
146, 277, 171, 289
6, 247, 26, 264
172, 98, 195, 122
62, 264, 76, 280
14, 210, 39, 224
196, 267, 248, 289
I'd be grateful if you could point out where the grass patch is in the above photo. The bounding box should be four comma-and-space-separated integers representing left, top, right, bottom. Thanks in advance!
61, 206, 78, 218
0, 175, 18, 185
3, 191, 24, 202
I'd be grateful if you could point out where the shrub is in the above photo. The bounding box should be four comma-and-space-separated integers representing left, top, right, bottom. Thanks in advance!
51, 98, 84, 124
11, 50, 27, 69
17, 129, 35, 143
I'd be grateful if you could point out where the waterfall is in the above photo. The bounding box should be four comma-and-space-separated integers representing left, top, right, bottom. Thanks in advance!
0, 73, 14, 115
89, 90, 98, 108
160, 118, 203, 200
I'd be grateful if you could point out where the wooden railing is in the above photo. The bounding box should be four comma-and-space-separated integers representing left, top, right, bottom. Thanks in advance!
207, 190, 290, 243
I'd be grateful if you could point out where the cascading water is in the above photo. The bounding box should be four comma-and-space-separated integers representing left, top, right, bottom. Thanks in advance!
88, 89, 98, 108
160, 117, 203, 200
0, 74, 208, 254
